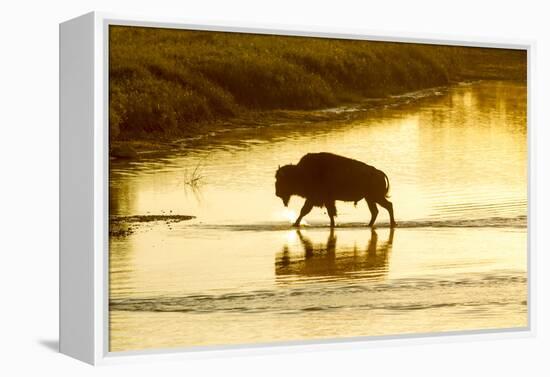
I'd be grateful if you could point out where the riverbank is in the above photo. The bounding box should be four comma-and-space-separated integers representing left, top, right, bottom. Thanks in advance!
110, 26, 526, 148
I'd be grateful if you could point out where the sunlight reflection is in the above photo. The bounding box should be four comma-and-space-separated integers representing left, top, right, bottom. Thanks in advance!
285, 230, 298, 244
281, 208, 297, 224
278, 208, 309, 226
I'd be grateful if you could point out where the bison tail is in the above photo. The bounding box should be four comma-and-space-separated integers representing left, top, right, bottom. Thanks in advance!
383, 171, 391, 198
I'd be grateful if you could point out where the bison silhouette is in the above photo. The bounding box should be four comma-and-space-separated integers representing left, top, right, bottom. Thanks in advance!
275, 152, 396, 228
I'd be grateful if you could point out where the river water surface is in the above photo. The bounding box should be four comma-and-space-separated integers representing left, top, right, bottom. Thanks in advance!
109, 81, 527, 352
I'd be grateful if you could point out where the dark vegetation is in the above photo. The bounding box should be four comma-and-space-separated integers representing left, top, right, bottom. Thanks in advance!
110, 26, 526, 141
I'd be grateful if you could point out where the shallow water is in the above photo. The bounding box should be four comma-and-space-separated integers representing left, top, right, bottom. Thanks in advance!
109, 81, 527, 352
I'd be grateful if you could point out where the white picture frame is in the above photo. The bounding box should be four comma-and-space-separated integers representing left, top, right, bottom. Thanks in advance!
59, 11, 536, 365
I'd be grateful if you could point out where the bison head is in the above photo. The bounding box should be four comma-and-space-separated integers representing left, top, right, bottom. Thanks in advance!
275, 164, 298, 207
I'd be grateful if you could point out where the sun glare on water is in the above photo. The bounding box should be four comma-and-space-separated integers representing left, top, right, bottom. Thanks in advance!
281, 208, 297, 224
279, 208, 308, 226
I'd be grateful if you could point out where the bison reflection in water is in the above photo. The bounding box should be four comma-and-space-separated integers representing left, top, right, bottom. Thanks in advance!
276, 228, 394, 280
275, 152, 396, 228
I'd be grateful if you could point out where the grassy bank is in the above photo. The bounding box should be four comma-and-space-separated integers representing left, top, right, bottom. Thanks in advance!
110, 26, 526, 141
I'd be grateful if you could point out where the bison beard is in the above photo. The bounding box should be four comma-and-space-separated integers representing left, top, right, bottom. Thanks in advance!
275, 152, 396, 228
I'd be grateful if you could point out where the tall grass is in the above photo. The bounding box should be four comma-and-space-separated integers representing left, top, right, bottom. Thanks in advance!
109, 26, 526, 140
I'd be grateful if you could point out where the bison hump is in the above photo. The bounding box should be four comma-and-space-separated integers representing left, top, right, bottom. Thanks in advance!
297, 152, 371, 171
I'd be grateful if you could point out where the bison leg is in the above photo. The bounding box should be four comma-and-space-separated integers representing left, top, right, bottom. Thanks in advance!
325, 200, 337, 228
377, 197, 397, 228
293, 199, 314, 227
296, 230, 313, 257
366, 199, 379, 227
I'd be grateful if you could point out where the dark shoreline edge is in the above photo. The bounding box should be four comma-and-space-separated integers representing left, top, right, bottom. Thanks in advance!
111, 79, 527, 158
109, 215, 196, 237
109, 80, 469, 157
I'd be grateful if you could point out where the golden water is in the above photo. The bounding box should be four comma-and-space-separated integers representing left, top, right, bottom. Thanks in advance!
109, 81, 527, 352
